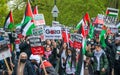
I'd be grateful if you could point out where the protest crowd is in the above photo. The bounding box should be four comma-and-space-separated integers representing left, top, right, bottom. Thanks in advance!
0, 1, 120, 75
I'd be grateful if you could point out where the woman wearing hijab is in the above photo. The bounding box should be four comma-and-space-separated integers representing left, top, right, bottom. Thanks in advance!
12, 52, 36, 75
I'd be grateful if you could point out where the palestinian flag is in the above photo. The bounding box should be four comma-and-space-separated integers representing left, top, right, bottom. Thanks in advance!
106, 8, 119, 17
88, 23, 94, 39
23, 1, 34, 24
76, 22, 87, 75
22, 20, 35, 36
99, 26, 107, 48
62, 29, 70, 43
21, 1, 35, 36
83, 12, 90, 26
93, 14, 104, 24
76, 19, 83, 30
33, 6, 38, 15
75, 46, 84, 75
4, 11, 14, 30
76, 13, 90, 31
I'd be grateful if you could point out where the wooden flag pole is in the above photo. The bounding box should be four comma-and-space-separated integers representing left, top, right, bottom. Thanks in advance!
39, 56, 48, 75
4, 59, 11, 72
10, 57, 13, 71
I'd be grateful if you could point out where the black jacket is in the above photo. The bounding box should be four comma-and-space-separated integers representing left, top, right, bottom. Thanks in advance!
19, 41, 32, 58
12, 60, 36, 75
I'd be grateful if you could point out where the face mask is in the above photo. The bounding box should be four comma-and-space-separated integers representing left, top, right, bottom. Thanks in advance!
20, 59, 27, 63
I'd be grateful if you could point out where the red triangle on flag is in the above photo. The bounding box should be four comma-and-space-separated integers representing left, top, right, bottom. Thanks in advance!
33, 6, 38, 15
10, 11, 14, 23
81, 23, 85, 38
106, 10, 109, 15
83, 13, 90, 25
25, 2, 33, 18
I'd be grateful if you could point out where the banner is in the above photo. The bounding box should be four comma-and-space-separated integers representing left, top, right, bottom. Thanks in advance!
70, 34, 82, 49
109, 27, 118, 33
71, 34, 82, 43
0, 40, 11, 60
94, 24, 103, 31
34, 14, 45, 26
32, 26, 44, 35
28, 36, 44, 55
28, 36, 41, 47
31, 46, 44, 55
44, 27, 62, 40
52, 21, 63, 27
104, 15, 117, 27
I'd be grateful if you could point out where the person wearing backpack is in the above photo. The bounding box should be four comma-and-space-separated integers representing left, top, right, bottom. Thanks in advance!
86, 43, 108, 75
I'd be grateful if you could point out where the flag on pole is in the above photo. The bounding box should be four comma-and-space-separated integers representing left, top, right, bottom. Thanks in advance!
33, 6, 38, 15
93, 14, 104, 25
4, 10, 14, 30
75, 21, 87, 75
22, 20, 35, 36
106, 8, 119, 17
88, 23, 94, 39
75, 44, 84, 75
23, 1, 34, 24
76, 19, 83, 30
20, 1, 35, 36
99, 26, 107, 48
83, 12, 90, 26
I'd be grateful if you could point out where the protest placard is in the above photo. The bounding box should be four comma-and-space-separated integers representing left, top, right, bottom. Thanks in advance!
71, 34, 82, 43
28, 36, 41, 47
34, 14, 45, 26
32, 26, 44, 35
94, 24, 103, 31
0, 40, 11, 60
28, 36, 44, 55
52, 21, 60, 27
44, 27, 62, 40
70, 34, 83, 49
32, 26, 45, 41
104, 15, 117, 27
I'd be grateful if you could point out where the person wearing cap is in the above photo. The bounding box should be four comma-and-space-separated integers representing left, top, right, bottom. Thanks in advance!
86, 43, 108, 75
29, 54, 41, 75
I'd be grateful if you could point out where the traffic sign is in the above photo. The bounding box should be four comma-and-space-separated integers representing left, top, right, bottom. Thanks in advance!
51, 5, 59, 17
